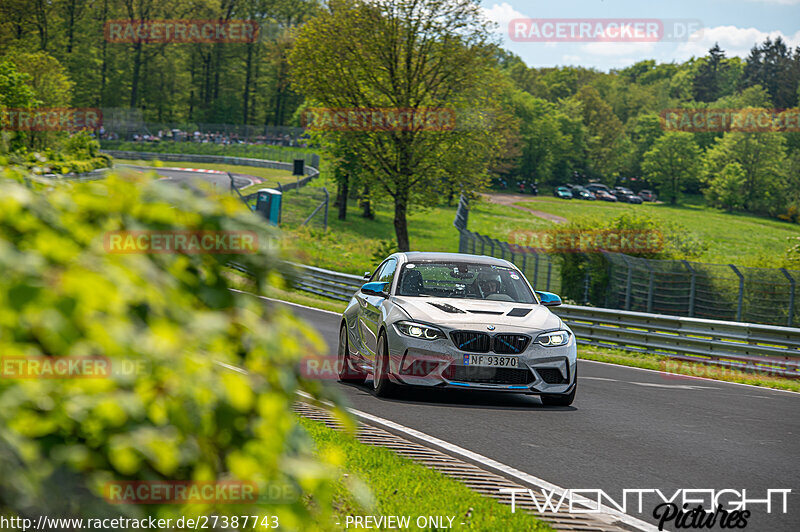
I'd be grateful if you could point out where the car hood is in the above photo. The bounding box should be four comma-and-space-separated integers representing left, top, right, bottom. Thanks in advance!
392, 296, 562, 332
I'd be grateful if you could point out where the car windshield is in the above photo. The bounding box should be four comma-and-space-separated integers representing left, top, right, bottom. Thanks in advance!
397, 262, 536, 303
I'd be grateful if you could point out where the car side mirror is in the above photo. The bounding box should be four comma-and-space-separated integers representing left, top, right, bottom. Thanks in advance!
361, 282, 389, 298
363, 271, 372, 281
536, 291, 562, 307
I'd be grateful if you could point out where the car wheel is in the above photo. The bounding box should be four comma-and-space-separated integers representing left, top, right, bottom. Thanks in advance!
541, 384, 576, 407
338, 324, 366, 384
373, 332, 396, 397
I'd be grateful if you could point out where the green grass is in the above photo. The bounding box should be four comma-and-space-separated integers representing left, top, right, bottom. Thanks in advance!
112, 158, 296, 189
511, 195, 799, 267
285, 199, 463, 275
298, 416, 550, 531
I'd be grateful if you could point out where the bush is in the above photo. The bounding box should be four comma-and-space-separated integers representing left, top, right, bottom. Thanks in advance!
552, 212, 707, 304
0, 171, 341, 529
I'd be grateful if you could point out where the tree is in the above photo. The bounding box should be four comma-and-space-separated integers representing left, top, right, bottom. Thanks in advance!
703, 130, 787, 214
692, 44, 731, 103
289, 0, 512, 250
642, 132, 701, 204
741, 37, 800, 108
629, 113, 663, 175
571, 85, 629, 181
705, 162, 746, 212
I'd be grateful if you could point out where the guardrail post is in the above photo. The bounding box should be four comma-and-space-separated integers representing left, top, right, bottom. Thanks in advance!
621, 254, 633, 310
781, 268, 795, 327
682, 260, 696, 317
729, 264, 744, 321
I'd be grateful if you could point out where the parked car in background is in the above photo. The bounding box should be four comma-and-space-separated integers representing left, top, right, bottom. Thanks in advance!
554, 186, 573, 199
586, 183, 612, 195
571, 186, 596, 200
593, 190, 617, 202
613, 187, 643, 204
639, 190, 657, 202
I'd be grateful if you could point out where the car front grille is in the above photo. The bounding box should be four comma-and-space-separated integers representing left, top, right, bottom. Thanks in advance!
446, 365, 534, 385
450, 331, 530, 354
536, 368, 568, 384
450, 331, 491, 353
493, 334, 530, 354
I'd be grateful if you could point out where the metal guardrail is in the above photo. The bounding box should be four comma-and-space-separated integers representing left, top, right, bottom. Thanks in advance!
287, 263, 800, 377
101, 150, 320, 181
552, 305, 800, 377
292, 263, 363, 302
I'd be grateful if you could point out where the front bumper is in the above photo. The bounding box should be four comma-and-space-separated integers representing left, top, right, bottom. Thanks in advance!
385, 324, 577, 394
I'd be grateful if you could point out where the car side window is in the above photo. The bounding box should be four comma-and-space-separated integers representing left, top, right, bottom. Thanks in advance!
377, 259, 397, 286
369, 262, 387, 282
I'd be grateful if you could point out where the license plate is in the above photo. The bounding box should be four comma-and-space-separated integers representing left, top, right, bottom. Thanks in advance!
463, 354, 519, 368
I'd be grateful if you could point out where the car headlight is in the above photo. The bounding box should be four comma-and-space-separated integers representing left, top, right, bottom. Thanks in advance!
396, 321, 446, 340
534, 330, 570, 347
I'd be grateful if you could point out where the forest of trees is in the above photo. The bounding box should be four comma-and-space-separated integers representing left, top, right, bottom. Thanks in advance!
1, 0, 799, 225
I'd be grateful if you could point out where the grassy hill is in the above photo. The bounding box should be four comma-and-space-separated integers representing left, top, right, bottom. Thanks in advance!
281, 191, 798, 274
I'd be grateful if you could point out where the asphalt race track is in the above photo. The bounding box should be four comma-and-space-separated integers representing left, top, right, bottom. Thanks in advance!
279, 300, 799, 531
116, 164, 258, 191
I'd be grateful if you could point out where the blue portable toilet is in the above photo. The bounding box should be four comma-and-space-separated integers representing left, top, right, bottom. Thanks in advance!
255, 188, 282, 225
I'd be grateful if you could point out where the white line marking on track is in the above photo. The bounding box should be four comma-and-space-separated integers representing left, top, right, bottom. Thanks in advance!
229, 289, 342, 316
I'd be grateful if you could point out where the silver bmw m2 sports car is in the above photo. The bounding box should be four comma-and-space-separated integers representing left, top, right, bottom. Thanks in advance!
337, 252, 577, 406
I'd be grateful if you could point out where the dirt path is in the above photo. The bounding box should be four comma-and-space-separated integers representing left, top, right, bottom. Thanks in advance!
482, 193, 568, 224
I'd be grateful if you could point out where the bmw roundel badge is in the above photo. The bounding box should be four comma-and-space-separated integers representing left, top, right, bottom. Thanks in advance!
487, 325, 495, 331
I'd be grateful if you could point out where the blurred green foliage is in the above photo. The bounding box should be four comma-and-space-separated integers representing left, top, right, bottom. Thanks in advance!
0, 170, 342, 529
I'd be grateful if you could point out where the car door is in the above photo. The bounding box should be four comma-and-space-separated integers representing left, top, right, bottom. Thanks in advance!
357, 258, 397, 362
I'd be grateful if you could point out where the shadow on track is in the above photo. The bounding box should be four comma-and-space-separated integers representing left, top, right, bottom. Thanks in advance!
337, 381, 577, 412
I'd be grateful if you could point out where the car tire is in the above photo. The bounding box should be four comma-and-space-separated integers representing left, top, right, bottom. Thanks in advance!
338, 324, 366, 384
373, 332, 396, 397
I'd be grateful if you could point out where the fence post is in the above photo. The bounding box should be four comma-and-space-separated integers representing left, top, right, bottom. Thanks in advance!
620, 255, 633, 310
642, 260, 655, 313
729, 264, 744, 321
533, 249, 540, 287
323, 187, 329, 230
496, 239, 504, 259
546, 258, 552, 291
682, 260, 696, 317
781, 268, 795, 327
